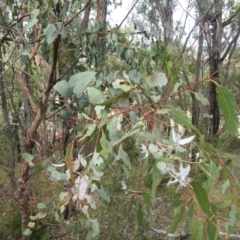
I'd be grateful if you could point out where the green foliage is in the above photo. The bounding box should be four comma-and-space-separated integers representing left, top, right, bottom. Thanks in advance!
216, 86, 238, 135
1, 1, 240, 239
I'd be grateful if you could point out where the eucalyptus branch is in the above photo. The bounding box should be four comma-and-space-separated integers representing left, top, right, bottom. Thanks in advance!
117, 0, 140, 29
64, 0, 92, 27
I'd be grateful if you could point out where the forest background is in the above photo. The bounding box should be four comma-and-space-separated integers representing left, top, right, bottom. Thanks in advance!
1, 0, 240, 239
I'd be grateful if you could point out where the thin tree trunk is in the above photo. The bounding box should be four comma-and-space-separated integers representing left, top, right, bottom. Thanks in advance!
192, 19, 204, 126
96, 0, 107, 71
81, 0, 92, 28
208, 1, 222, 137
14, 33, 62, 240
0, 48, 16, 190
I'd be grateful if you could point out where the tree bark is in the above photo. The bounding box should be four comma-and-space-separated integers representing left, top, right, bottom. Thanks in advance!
14, 33, 62, 240
192, 19, 204, 126
96, 0, 107, 71
208, 1, 222, 137
0, 48, 17, 190
81, 0, 92, 28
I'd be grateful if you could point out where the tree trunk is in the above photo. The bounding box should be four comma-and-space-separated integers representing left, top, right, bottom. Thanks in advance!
81, 0, 92, 28
208, 1, 222, 138
192, 19, 204, 126
163, 0, 173, 44
0, 48, 17, 190
13, 33, 62, 240
96, 0, 107, 71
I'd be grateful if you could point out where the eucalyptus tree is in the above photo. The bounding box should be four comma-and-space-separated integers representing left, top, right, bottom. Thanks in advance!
192, 0, 239, 137
0, 0, 240, 239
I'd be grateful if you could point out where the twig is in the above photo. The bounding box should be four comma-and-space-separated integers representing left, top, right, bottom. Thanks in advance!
117, 0, 140, 29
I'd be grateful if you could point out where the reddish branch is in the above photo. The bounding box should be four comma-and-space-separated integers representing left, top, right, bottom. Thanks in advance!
14, 32, 62, 240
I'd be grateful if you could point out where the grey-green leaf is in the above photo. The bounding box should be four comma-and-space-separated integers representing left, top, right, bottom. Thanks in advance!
87, 87, 106, 104
147, 72, 168, 88
37, 202, 46, 209
191, 181, 210, 216
194, 92, 209, 106
23, 228, 32, 236
22, 153, 34, 163
170, 108, 197, 131
69, 72, 96, 95
45, 24, 57, 44
53, 80, 73, 98
216, 86, 238, 135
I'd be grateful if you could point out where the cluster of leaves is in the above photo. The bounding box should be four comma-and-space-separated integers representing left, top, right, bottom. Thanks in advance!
2, 1, 240, 239
20, 66, 239, 239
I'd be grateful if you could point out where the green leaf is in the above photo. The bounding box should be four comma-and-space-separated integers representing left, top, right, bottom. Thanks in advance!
22, 153, 34, 163
206, 212, 218, 240
188, 63, 196, 74
31, 9, 40, 18
47, 166, 55, 172
192, 219, 204, 240
37, 202, 46, 209
216, 202, 229, 209
188, 201, 195, 218
79, 123, 96, 141
194, 92, 209, 106
53, 80, 73, 98
51, 170, 68, 181
59, 109, 73, 120
151, 166, 163, 202
172, 193, 181, 207
156, 162, 167, 174
92, 152, 104, 169
77, 94, 89, 112
24, 18, 38, 32
222, 180, 230, 194
100, 91, 131, 108
229, 205, 237, 226
191, 181, 210, 216
166, 60, 173, 75
69, 72, 96, 95
173, 82, 181, 92
146, 72, 168, 88
112, 128, 140, 146
205, 161, 219, 191
136, 203, 144, 228
199, 135, 216, 161
125, 196, 135, 216
100, 130, 111, 156
143, 192, 152, 215
125, 49, 131, 60
87, 87, 106, 104
170, 108, 197, 131
114, 145, 132, 169
167, 206, 185, 233
216, 86, 238, 135
30, 215, 38, 221
36, 212, 46, 219
41, 159, 51, 169
97, 187, 110, 203
91, 219, 100, 237
23, 228, 32, 236
45, 24, 57, 44
128, 69, 141, 84
107, 116, 121, 143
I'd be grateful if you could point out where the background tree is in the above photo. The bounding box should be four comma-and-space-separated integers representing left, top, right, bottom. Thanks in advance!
0, 1, 240, 239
